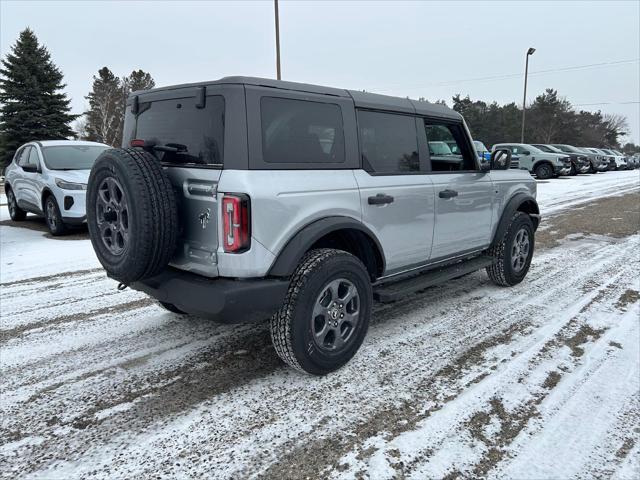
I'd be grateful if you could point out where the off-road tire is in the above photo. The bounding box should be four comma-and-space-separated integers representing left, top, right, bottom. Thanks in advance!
270, 249, 372, 375
534, 163, 553, 180
6, 187, 27, 221
158, 301, 187, 315
486, 212, 535, 286
87, 148, 178, 284
44, 195, 67, 236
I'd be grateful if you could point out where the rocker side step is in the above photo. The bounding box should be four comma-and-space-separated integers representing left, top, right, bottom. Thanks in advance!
373, 255, 495, 303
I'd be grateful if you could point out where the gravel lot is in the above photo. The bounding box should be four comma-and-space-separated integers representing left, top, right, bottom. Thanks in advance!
1, 171, 639, 479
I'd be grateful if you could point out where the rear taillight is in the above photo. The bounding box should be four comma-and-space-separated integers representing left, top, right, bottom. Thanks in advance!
222, 194, 250, 253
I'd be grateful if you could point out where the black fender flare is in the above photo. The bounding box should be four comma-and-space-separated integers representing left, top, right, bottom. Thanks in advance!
490, 193, 540, 247
268, 216, 386, 277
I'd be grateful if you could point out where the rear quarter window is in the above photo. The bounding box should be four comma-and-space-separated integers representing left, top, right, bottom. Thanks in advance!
131, 95, 225, 166
260, 97, 345, 164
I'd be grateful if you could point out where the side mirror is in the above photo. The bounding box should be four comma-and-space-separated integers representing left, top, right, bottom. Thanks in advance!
490, 149, 512, 170
522, 150, 531, 156
22, 164, 38, 173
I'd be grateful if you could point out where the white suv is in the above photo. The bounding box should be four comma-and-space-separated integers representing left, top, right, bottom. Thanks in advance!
4, 140, 109, 235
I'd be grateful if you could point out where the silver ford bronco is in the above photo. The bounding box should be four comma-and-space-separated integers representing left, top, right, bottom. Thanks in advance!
86, 77, 540, 375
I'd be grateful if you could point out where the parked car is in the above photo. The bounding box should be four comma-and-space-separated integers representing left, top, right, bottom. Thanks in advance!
4, 140, 110, 235
532, 144, 589, 175
492, 143, 571, 179
601, 149, 628, 170
474, 140, 492, 163
611, 149, 633, 170
584, 148, 617, 170
576, 147, 609, 172
84, 76, 540, 375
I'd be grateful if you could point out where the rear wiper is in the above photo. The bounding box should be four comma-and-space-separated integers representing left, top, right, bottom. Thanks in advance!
131, 139, 188, 153
152, 143, 188, 153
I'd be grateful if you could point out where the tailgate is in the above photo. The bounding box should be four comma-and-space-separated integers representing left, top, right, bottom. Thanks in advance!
166, 167, 221, 277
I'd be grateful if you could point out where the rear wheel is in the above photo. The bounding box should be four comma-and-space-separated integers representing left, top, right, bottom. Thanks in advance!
45, 195, 67, 236
534, 163, 553, 180
270, 249, 372, 375
6, 188, 27, 221
486, 212, 535, 287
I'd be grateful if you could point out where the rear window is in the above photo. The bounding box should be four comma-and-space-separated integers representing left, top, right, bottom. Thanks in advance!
132, 95, 225, 166
260, 97, 345, 164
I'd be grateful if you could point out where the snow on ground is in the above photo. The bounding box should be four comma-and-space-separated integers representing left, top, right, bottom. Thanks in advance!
536, 170, 639, 214
0, 171, 639, 479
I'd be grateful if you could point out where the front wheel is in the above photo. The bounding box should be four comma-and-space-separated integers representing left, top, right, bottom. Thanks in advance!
534, 163, 553, 180
6, 188, 27, 221
270, 249, 372, 375
45, 195, 67, 236
486, 212, 535, 286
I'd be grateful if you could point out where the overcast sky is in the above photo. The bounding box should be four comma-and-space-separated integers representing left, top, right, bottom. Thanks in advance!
1, 0, 639, 143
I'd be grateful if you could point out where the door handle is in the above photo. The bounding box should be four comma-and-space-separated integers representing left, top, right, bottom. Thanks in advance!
368, 193, 394, 205
439, 189, 458, 199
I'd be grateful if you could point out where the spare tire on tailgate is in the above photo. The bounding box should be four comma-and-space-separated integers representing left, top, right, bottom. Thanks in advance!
87, 148, 178, 284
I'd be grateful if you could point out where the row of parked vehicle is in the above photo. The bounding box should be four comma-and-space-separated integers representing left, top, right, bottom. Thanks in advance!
472, 141, 639, 180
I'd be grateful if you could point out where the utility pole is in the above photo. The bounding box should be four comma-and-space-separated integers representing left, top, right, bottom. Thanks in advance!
274, 0, 281, 80
521, 47, 536, 143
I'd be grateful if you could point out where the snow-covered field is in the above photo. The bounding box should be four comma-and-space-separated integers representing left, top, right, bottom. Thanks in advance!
1, 170, 639, 479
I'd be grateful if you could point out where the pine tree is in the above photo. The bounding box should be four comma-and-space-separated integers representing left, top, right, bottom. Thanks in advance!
84, 68, 155, 147
124, 69, 155, 95
84, 67, 123, 146
0, 28, 77, 166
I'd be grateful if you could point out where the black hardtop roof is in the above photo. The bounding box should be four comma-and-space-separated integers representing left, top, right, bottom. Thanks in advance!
131, 76, 461, 120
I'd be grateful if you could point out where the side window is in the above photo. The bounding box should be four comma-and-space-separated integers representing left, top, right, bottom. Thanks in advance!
261, 97, 345, 164
357, 110, 419, 174
15, 147, 30, 166
424, 120, 476, 172
28, 147, 40, 168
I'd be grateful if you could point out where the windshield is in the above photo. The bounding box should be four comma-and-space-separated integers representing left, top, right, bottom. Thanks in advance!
554, 144, 579, 153
42, 145, 109, 170
473, 141, 488, 152
524, 145, 542, 153
533, 144, 561, 153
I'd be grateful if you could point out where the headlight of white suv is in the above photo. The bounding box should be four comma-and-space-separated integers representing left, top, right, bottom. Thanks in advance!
55, 178, 87, 190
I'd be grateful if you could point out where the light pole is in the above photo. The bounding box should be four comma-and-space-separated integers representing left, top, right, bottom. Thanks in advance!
521, 47, 536, 143
274, 0, 281, 80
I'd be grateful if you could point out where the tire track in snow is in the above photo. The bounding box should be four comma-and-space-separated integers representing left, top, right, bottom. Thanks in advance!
5, 234, 635, 479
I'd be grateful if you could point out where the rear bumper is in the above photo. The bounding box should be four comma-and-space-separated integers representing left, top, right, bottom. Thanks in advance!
130, 268, 289, 323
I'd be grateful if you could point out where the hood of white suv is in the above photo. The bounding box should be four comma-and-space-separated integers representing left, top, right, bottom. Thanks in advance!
50, 169, 90, 184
